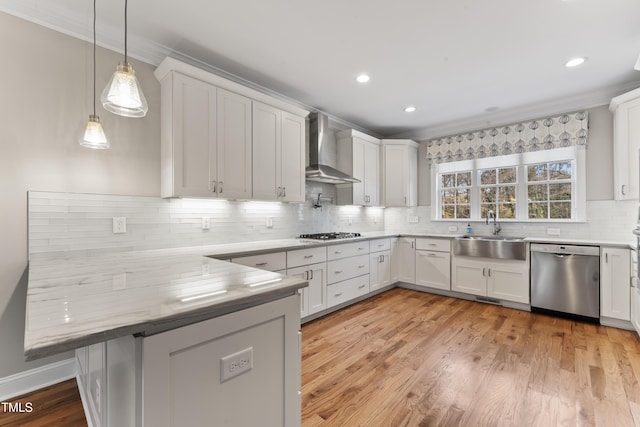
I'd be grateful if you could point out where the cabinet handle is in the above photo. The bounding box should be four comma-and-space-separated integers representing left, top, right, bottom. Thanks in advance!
276, 187, 282, 197
358, 264, 366, 268
404, 196, 407, 205
488, 268, 492, 277
358, 284, 366, 289
304, 255, 314, 259
379, 255, 384, 263
482, 267, 486, 276
335, 270, 343, 274
310, 269, 314, 280
358, 247, 365, 251
334, 250, 343, 254
427, 253, 438, 257
255, 262, 268, 267
411, 241, 415, 249
605, 253, 609, 263
211, 180, 217, 193
334, 292, 343, 297
622, 185, 628, 196
219, 181, 223, 194
428, 243, 437, 246
282, 187, 287, 198
304, 271, 309, 280
378, 243, 384, 247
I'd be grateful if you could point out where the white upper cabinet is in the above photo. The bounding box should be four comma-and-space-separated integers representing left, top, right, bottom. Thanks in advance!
155, 57, 308, 200
610, 87, 640, 200
216, 88, 253, 200
335, 130, 380, 206
381, 139, 418, 207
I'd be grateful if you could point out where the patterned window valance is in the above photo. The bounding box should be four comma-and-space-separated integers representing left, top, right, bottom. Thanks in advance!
426, 111, 588, 164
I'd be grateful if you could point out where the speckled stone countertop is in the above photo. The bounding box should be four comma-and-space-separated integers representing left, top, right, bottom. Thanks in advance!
25, 232, 634, 360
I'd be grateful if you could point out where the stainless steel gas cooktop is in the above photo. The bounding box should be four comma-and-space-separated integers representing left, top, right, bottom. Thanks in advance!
299, 232, 362, 240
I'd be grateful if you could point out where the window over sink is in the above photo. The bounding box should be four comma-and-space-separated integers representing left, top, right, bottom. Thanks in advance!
432, 146, 585, 222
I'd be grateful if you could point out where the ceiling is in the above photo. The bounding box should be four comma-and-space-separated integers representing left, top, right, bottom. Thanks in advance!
3, 0, 640, 138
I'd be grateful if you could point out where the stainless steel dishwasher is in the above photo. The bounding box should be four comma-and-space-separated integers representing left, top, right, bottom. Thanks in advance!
530, 243, 600, 321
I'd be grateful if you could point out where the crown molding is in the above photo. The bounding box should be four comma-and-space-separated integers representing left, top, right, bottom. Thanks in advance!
391, 79, 640, 141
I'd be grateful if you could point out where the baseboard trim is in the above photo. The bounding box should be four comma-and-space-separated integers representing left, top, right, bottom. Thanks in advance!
0, 358, 76, 401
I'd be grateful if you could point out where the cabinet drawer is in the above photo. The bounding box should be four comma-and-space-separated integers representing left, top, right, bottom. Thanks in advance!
370, 238, 391, 253
287, 247, 327, 268
231, 252, 286, 272
327, 275, 370, 307
416, 238, 451, 252
327, 241, 370, 260
327, 254, 370, 284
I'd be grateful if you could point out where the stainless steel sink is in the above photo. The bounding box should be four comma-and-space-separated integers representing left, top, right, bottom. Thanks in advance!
453, 235, 527, 260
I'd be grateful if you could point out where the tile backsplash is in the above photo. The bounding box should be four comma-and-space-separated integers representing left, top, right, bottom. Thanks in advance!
28, 183, 384, 258
28, 188, 636, 259
384, 200, 637, 245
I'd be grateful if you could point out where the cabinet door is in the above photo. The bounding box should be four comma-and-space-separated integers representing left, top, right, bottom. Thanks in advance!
363, 141, 379, 205
307, 263, 327, 315
416, 250, 451, 291
167, 73, 217, 198
370, 251, 391, 292
351, 138, 366, 205
451, 257, 486, 295
252, 102, 280, 201
287, 266, 310, 317
280, 112, 306, 203
486, 261, 529, 304
216, 88, 252, 199
394, 238, 415, 284
631, 280, 640, 335
383, 144, 408, 206
601, 247, 631, 320
613, 96, 640, 200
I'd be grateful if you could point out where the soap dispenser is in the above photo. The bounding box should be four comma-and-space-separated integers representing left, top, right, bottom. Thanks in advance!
466, 223, 473, 234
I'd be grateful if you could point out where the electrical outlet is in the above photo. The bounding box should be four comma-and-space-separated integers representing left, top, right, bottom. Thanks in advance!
266, 217, 273, 228
407, 216, 419, 223
348, 216, 352, 225
448, 226, 458, 232
220, 347, 253, 382
547, 228, 561, 236
112, 217, 126, 234
202, 216, 210, 230
201, 263, 210, 275
112, 273, 127, 290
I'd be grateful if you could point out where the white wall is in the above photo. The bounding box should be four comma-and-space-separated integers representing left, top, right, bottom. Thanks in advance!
0, 12, 160, 377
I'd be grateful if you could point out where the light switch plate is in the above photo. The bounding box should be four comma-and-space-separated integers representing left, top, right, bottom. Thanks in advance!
448, 226, 458, 232
547, 228, 561, 236
202, 216, 210, 230
266, 217, 273, 228
407, 216, 419, 223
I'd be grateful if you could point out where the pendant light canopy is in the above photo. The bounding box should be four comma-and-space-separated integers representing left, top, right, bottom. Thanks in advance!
101, 0, 148, 118
81, 0, 109, 149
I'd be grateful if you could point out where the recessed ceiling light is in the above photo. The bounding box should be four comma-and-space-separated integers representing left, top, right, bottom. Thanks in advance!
404, 106, 416, 113
356, 74, 370, 83
565, 57, 587, 68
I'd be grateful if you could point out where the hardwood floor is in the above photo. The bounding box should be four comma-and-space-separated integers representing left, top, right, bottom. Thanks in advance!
301, 288, 640, 427
0, 379, 86, 426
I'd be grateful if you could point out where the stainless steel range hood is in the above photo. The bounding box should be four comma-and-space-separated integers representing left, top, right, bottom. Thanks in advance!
306, 113, 361, 184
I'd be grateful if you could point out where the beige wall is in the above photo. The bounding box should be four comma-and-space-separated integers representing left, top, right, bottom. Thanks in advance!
417, 104, 616, 206
0, 12, 161, 377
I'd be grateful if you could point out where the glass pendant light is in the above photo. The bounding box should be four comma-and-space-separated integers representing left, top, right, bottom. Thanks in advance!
100, 0, 148, 118
81, 0, 109, 149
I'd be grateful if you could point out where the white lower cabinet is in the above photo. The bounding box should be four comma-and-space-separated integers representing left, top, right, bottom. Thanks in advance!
392, 237, 416, 284
76, 296, 301, 427
327, 275, 370, 307
451, 256, 529, 304
288, 262, 327, 318
600, 247, 632, 321
370, 250, 391, 292
416, 250, 451, 291
632, 279, 640, 335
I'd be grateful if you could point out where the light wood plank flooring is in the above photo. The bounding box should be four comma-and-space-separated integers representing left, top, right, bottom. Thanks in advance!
302, 288, 640, 427
0, 379, 86, 426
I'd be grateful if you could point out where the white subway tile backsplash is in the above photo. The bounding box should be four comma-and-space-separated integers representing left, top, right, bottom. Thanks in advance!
28, 187, 384, 257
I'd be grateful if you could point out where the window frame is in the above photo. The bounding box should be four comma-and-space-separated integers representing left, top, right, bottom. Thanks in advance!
431, 146, 586, 222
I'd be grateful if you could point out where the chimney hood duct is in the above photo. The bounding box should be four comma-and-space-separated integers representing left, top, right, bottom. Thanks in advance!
306, 113, 361, 184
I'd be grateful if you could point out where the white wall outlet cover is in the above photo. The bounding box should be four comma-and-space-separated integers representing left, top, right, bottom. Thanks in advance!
266, 217, 273, 228
448, 226, 458, 232
348, 216, 352, 225
220, 347, 253, 383
202, 216, 211, 230
112, 273, 127, 290
547, 228, 561, 236
112, 217, 126, 234
407, 216, 419, 223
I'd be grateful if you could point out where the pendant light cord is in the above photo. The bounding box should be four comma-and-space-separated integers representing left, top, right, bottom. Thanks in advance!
124, 0, 128, 64
92, 0, 97, 116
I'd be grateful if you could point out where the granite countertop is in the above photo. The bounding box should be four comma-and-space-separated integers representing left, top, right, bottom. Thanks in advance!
25, 232, 635, 360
